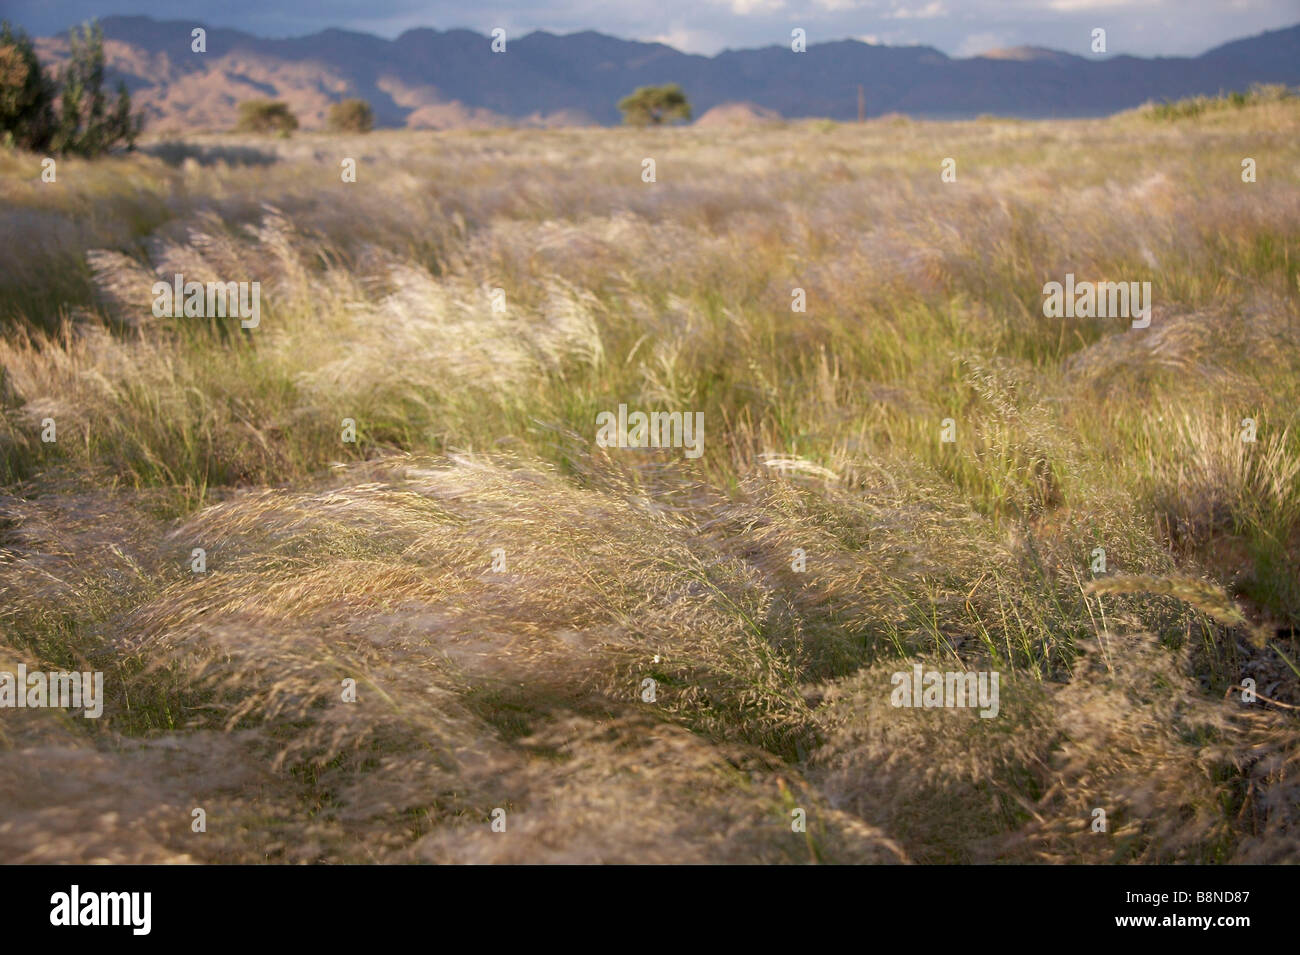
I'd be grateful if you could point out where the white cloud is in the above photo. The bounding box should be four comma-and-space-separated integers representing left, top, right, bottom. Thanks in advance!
885, 1, 948, 18
709, 0, 786, 14
1047, 0, 1137, 9
643, 27, 727, 53
956, 31, 1011, 56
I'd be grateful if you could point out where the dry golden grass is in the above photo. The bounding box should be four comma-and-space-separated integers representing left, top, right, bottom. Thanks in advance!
1, 100, 1298, 863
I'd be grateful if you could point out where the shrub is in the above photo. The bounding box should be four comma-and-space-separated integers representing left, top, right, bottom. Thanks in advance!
0, 19, 136, 155
0, 22, 56, 150
1142, 83, 1294, 121
617, 84, 692, 126
327, 98, 373, 133
49, 22, 139, 156
236, 98, 298, 134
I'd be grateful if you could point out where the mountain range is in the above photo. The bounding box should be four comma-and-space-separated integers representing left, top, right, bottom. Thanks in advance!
29, 15, 1300, 132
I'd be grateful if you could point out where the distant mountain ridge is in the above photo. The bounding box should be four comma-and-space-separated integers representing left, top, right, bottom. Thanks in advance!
29, 15, 1300, 132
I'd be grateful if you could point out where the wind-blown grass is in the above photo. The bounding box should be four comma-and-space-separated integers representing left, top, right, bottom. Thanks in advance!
1, 98, 1298, 862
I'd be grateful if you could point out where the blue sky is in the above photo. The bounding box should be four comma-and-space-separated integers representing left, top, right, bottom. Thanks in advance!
8, 0, 1299, 57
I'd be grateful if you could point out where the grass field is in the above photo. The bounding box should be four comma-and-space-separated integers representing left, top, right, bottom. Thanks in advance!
1, 93, 1298, 863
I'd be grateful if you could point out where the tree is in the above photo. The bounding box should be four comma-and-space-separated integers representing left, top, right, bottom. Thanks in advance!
236, 99, 299, 134
49, 22, 139, 156
617, 84, 693, 126
327, 98, 373, 133
0, 21, 58, 150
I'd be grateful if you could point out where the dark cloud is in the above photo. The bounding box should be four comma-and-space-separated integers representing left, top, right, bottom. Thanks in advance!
6, 0, 1298, 57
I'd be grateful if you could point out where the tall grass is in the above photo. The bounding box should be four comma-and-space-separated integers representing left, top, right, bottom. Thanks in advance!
1, 99, 1298, 862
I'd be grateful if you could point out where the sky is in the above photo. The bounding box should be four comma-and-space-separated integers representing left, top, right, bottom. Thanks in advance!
7, 0, 1300, 58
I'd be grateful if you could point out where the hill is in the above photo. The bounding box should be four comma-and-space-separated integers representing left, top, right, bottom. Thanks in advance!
27, 16, 1300, 131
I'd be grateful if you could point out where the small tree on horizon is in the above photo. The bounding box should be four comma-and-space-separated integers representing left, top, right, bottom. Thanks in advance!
236, 98, 298, 134
327, 98, 373, 133
617, 84, 692, 126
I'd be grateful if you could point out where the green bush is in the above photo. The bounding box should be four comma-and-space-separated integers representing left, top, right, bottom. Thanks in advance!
617, 84, 692, 126
327, 98, 373, 133
236, 99, 299, 135
1143, 83, 1293, 121
49, 22, 139, 156
0, 19, 136, 155
0, 22, 56, 150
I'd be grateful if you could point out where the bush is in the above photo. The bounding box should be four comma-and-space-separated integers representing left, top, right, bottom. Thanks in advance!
617, 84, 692, 126
0, 19, 136, 155
0, 22, 56, 150
327, 98, 373, 133
1142, 83, 1294, 121
236, 99, 298, 135
49, 22, 139, 156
